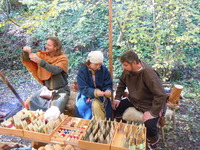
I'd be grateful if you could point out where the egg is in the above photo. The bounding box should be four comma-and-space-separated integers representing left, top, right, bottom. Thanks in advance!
45, 145, 55, 150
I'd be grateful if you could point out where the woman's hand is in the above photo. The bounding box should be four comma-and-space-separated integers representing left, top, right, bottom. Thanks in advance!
86, 98, 92, 103
29, 53, 41, 64
96, 90, 105, 97
104, 90, 112, 97
22, 46, 31, 54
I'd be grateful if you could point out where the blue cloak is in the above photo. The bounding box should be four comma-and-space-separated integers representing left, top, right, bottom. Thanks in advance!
75, 65, 113, 119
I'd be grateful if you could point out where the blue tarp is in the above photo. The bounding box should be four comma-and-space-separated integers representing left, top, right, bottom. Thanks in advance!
0, 101, 23, 122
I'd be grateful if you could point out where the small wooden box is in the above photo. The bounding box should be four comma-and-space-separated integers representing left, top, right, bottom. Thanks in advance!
0, 127, 23, 137
51, 117, 90, 146
111, 123, 146, 150
78, 120, 118, 150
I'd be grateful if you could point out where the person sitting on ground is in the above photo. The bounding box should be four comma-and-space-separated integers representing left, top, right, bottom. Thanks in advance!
21, 37, 70, 113
75, 51, 113, 120
112, 50, 167, 149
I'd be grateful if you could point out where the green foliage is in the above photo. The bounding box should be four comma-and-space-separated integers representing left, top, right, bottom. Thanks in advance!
67, 51, 89, 79
0, 0, 22, 12
14, 0, 109, 51
0, 0, 199, 84
112, 0, 199, 81
112, 45, 126, 80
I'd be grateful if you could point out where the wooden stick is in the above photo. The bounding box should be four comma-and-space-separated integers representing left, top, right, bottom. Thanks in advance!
108, 0, 113, 79
0, 70, 25, 107
168, 84, 183, 105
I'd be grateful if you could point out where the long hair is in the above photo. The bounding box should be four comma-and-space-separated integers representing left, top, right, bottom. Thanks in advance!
47, 37, 63, 56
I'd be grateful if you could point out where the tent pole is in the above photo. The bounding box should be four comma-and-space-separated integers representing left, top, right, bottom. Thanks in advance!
108, 0, 113, 78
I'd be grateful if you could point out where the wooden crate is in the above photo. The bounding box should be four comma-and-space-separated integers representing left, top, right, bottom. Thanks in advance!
0, 127, 23, 137
23, 130, 53, 142
111, 123, 146, 150
79, 139, 111, 150
23, 115, 68, 142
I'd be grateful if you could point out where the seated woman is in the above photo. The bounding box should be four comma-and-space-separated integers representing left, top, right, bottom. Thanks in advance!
75, 51, 113, 120
21, 37, 70, 113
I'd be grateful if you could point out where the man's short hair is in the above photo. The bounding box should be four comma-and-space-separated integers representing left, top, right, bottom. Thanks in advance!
120, 51, 140, 64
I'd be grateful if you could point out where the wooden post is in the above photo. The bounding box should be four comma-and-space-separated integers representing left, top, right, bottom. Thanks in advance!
108, 0, 113, 78
168, 84, 183, 105
0, 70, 25, 107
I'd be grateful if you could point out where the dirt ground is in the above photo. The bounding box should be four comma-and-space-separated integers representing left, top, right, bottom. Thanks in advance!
0, 69, 199, 150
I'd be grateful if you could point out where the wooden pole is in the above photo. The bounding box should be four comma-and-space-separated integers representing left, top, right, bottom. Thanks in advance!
0, 70, 25, 107
108, 0, 113, 78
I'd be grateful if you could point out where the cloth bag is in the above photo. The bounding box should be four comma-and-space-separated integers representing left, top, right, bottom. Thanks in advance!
39, 86, 54, 100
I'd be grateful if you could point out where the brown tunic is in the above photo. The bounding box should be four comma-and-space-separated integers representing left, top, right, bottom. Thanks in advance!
115, 62, 167, 117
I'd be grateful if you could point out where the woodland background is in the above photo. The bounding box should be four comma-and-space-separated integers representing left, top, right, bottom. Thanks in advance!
0, 0, 199, 149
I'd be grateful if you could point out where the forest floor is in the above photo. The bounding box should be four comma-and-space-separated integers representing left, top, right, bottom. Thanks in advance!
0, 69, 199, 150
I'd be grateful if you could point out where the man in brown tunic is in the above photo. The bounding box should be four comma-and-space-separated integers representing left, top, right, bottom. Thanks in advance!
112, 51, 167, 149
